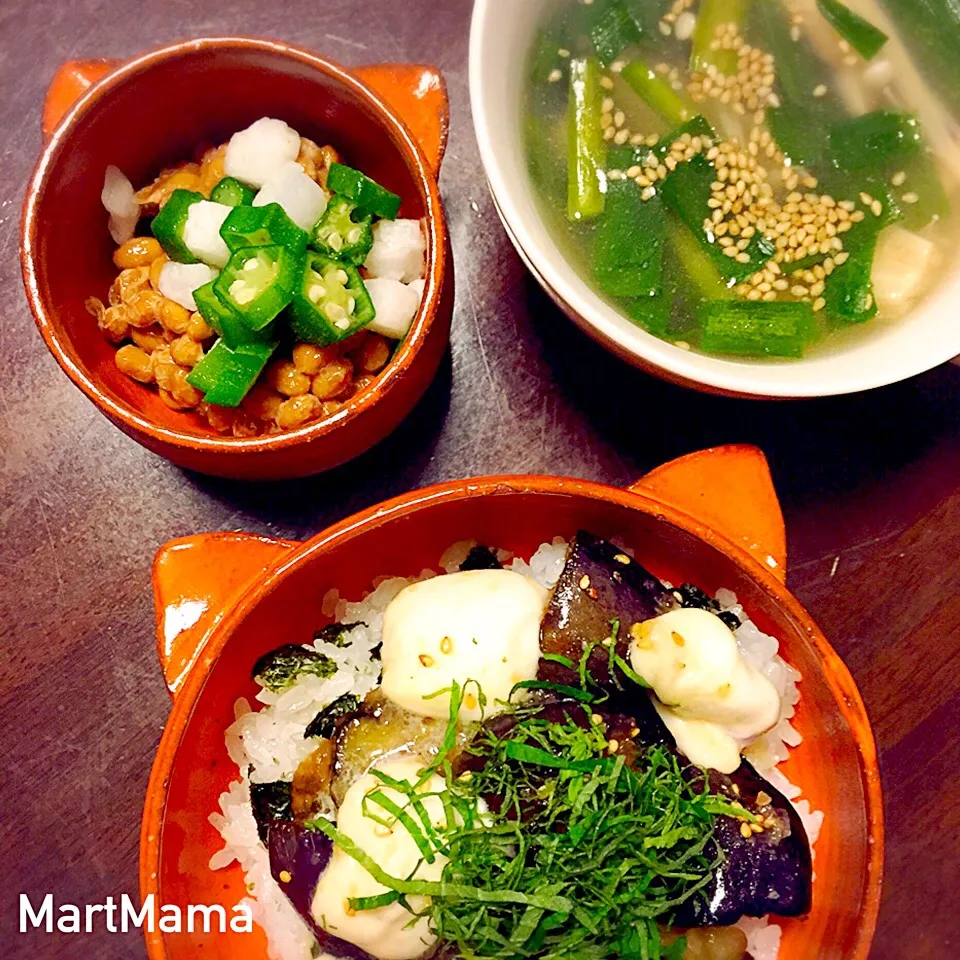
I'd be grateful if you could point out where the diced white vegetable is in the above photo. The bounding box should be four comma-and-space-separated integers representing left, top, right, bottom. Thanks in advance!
365, 277, 421, 339
871, 225, 939, 315
253, 161, 328, 231
158, 262, 218, 313
101, 165, 140, 244
224, 118, 301, 189
182, 200, 233, 268
408, 278, 426, 299
363, 219, 426, 283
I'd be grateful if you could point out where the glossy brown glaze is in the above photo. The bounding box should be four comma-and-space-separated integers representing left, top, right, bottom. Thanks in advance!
3, 4, 960, 959
22, 39, 452, 479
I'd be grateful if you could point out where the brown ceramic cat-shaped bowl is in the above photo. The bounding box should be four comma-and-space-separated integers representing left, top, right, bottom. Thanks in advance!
21, 39, 452, 480
144, 446, 882, 960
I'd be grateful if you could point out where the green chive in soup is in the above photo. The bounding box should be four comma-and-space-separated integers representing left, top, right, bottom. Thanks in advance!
523, 0, 960, 359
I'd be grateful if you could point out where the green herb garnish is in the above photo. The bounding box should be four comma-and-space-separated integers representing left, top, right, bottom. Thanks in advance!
313, 621, 365, 648
307, 679, 745, 959
251, 644, 336, 694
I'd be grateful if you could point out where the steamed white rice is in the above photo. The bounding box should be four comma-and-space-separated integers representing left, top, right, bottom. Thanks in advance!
210, 539, 822, 960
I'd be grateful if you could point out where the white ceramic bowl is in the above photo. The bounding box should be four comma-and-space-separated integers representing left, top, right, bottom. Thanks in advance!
469, 0, 960, 398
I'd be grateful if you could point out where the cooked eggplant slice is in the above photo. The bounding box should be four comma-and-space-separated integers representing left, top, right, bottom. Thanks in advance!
675, 761, 813, 926
329, 690, 455, 806
540, 531, 677, 687
305, 693, 362, 740
291, 740, 335, 820
458, 697, 812, 927
267, 821, 376, 960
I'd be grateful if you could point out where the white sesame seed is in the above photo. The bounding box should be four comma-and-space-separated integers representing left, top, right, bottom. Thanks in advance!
674, 11, 697, 40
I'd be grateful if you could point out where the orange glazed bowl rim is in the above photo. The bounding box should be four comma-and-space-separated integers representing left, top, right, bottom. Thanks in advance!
141, 475, 883, 960
21, 36, 449, 457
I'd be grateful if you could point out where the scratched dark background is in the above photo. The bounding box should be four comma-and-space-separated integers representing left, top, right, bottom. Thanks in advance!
1, 0, 959, 957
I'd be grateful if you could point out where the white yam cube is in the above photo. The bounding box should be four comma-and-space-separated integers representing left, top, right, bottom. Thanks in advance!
101, 165, 140, 244
365, 277, 421, 339
407, 278, 426, 299
158, 262, 218, 313
872, 225, 939, 315
182, 200, 233, 268
253, 162, 328, 231
363, 219, 426, 283
224, 118, 301, 188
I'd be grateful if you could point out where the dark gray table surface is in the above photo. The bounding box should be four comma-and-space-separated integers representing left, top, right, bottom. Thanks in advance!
2, 1, 959, 957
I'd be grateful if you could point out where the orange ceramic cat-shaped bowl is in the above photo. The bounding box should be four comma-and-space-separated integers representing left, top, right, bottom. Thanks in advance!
21, 39, 452, 480
144, 446, 882, 960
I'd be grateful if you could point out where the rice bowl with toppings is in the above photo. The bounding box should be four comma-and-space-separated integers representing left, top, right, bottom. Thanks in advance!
209, 534, 823, 960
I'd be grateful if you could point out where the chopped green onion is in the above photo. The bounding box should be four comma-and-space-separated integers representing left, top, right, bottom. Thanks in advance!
828, 110, 923, 171
698, 300, 817, 357
620, 59, 696, 126
589, 2, 640, 67
567, 57, 608, 221
593, 187, 666, 299
691, 0, 749, 75
816, 0, 888, 61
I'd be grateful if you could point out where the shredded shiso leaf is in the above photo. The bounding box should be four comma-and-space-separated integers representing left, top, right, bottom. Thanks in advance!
307, 676, 752, 959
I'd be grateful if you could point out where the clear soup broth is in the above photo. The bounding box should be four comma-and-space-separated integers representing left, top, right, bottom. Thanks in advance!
523, 0, 960, 360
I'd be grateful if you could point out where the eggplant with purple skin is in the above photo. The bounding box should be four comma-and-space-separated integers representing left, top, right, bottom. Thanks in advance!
459, 696, 812, 927
540, 531, 750, 706
540, 534, 742, 686
538, 532, 812, 925
539, 530, 677, 686
267, 821, 376, 960
678, 761, 813, 925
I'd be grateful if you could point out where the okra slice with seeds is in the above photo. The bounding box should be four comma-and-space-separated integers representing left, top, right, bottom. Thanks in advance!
311, 196, 374, 265
212, 245, 300, 331
288, 252, 376, 346
193, 281, 276, 349
219, 202, 309, 255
